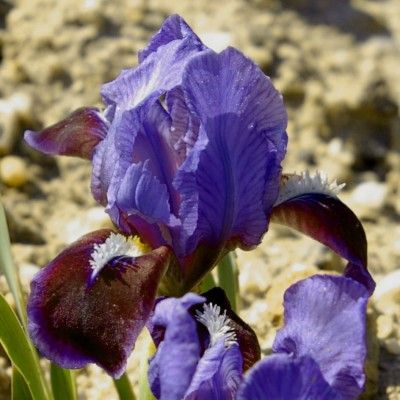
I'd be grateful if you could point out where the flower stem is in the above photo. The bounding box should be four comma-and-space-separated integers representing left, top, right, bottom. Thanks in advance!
113, 373, 136, 400
217, 252, 239, 312
138, 332, 156, 400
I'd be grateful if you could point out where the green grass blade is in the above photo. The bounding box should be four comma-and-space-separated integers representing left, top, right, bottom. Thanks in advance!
50, 364, 77, 400
113, 373, 136, 400
0, 200, 26, 325
217, 252, 239, 312
12, 367, 33, 400
0, 292, 49, 400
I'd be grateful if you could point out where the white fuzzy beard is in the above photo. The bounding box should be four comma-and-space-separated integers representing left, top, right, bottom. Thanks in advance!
274, 171, 345, 206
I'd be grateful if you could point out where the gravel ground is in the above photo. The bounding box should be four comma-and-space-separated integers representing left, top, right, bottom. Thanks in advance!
0, 0, 399, 398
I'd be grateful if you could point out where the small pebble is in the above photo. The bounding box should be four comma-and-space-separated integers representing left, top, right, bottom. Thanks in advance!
372, 269, 400, 314
385, 338, 400, 355
351, 181, 388, 211
18, 263, 40, 291
0, 155, 28, 187
377, 314, 394, 340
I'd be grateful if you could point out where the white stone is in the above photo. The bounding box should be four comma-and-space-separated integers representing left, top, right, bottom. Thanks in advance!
0, 155, 28, 187
198, 31, 232, 52
385, 338, 400, 355
18, 263, 40, 291
376, 314, 394, 340
351, 181, 387, 211
372, 269, 400, 314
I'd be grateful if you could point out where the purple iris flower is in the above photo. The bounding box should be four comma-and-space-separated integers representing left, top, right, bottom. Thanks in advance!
148, 275, 369, 400
24, 15, 374, 294
24, 14, 374, 377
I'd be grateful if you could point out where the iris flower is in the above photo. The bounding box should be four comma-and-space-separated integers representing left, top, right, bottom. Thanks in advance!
148, 275, 370, 400
24, 15, 374, 376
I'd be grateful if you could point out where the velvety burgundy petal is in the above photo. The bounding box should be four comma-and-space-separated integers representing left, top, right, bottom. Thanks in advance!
197, 287, 261, 371
174, 48, 287, 267
273, 275, 369, 400
237, 354, 341, 400
184, 341, 242, 400
148, 294, 204, 400
138, 14, 205, 63
28, 229, 170, 378
24, 107, 108, 159
271, 193, 375, 293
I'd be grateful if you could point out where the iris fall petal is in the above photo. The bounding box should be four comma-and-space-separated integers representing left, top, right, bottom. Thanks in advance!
27, 229, 170, 378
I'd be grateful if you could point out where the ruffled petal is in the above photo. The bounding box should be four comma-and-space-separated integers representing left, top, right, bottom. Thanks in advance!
148, 294, 204, 400
236, 354, 341, 400
174, 48, 287, 269
27, 229, 170, 378
184, 341, 242, 400
271, 190, 374, 293
101, 36, 203, 113
138, 14, 205, 63
24, 107, 108, 159
273, 275, 369, 400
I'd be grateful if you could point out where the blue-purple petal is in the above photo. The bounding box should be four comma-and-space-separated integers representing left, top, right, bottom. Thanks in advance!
184, 341, 242, 400
174, 47, 287, 266
101, 36, 203, 114
27, 229, 170, 378
138, 14, 205, 63
148, 294, 204, 400
236, 354, 341, 400
273, 275, 369, 399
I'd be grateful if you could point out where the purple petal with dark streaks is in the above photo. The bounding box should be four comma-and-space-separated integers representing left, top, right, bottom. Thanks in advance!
174, 48, 287, 267
27, 229, 170, 378
24, 107, 108, 159
273, 275, 369, 400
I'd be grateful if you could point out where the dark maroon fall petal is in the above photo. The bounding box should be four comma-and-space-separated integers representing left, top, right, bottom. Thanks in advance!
24, 107, 108, 159
271, 193, 375, 294
27, 229, 171, 378
194, 287, 261, 371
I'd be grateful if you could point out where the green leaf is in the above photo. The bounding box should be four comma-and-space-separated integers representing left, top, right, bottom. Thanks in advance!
113, 373, 136, 400
50, 364, 77, 400
0, 292, 49, 400
12, 367, 33, 400
217, 252, 239, 312
0, 199, 26, 325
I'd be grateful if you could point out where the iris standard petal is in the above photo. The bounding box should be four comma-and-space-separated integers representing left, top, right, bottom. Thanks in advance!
174, 48, 287, 267
148, 294, 204, 400
138, 14, 205, 63
27, 229, 170, 378
271, 190, 374, 293
24, 107, 108, 159
236, 354, 341, 400
273, 275, 369, 400
184, 340, 242, 400
101, 35, 204, 114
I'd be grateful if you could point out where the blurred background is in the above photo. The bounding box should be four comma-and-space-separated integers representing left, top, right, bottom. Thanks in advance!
0, 0, 399, 398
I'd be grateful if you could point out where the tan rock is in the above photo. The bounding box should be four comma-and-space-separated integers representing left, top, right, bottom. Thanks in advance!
0, 155, 28, 187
